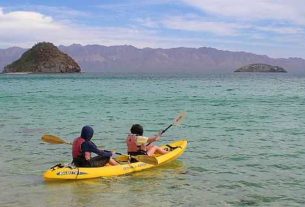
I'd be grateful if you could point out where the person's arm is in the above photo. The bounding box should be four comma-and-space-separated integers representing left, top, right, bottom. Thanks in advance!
84, 152, 91, 160
82, 141, 113, 158
147, 135, 160, 143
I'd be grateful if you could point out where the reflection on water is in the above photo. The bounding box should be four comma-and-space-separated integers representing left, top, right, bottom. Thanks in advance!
41, 160, 187, 207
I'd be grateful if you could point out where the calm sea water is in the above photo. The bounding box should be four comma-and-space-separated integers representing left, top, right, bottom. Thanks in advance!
0, 72, 304, 207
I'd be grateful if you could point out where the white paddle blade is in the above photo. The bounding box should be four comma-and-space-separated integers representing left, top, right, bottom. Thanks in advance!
173, 112, 187, 126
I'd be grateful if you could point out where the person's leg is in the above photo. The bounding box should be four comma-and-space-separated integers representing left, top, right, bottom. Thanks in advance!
89, 156, 110, 167
73, 157, 90, 167
128, 152, 145, 163
146, 145, 168, 156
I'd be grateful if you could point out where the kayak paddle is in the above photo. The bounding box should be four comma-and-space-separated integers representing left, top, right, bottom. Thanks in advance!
41, 134, 72, 145
160, 111, 187, 135
145, 112, 187, 147
115, 154, 158, 165
42, 134, 104, 147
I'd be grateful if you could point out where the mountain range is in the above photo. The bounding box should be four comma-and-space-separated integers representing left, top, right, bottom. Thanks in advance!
1, 44, 305, 73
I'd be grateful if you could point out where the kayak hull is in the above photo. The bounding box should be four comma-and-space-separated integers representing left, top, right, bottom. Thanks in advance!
43, 139, 187, 180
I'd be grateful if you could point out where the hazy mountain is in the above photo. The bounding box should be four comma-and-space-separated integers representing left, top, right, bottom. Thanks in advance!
0, 47, 26, 70
1, 44, 305, 73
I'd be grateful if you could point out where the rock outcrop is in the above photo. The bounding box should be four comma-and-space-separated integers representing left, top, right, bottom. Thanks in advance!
3, 42, 81, 73
235, 63, 287, 73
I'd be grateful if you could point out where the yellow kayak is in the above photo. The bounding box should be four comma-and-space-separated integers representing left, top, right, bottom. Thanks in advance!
43, 139, 187, 180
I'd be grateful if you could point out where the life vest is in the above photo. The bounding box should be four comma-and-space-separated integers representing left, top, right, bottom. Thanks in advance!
126, 134, 144, 153
72, 137, 91, 158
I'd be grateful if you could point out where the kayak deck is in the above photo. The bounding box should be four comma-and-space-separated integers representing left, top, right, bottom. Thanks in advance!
43, 139, 187, 180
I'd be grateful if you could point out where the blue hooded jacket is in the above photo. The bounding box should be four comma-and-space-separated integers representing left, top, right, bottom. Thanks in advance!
81, 125, 94, 140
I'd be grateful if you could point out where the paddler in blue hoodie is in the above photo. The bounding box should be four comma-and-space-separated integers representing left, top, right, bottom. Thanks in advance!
72, 125, 119, 167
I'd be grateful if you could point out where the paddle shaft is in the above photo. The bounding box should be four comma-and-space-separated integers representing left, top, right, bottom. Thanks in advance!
146, 124, 172, 146
161, 124, 173, 135
105, 150, 122, 156
159, 112, 186, 136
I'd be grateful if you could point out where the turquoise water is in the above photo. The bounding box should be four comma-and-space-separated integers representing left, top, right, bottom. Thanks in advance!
0, 73, 304, 206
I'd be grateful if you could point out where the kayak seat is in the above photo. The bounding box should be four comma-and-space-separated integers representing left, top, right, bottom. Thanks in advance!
130, 157, 138, 163
50, 163, 64, 170
50, 163, 76, 170
165, 144, 181, 151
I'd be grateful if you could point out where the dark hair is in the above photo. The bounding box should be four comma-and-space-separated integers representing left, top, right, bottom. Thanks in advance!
81, 125, 94, 140
130, 124, 143, 136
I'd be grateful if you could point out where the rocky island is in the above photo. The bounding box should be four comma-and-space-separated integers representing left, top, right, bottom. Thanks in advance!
2, 42, 81, 73
235, 63, 287, 73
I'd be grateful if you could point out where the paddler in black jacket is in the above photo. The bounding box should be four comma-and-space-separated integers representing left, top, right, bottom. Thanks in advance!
72, 125, 118, 167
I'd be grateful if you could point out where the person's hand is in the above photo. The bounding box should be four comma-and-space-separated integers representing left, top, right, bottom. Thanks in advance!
111, 151, 118, 158
155, 134, 161, 141
156, 130, 163, 137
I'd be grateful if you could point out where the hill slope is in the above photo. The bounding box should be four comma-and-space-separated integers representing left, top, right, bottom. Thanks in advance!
3, 42, 81, 73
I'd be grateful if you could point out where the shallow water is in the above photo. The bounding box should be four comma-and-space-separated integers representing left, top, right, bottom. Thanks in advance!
0, 72, 304, 206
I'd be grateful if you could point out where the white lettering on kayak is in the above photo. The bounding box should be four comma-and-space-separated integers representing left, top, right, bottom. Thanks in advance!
122, 163, 147, 171
57, 171, 87, 175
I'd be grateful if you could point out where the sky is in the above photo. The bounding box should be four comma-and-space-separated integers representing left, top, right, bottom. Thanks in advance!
0, 0, 305, 58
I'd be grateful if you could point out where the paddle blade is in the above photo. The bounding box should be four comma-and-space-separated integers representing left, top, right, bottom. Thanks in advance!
114, 154, 130, 162
135, 155, 158, 165
173, 112, 187, 126
115, 154, 158, 165
41, 134, 71, 145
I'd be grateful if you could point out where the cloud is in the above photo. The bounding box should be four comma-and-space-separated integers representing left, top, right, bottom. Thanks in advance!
0, 6, 216, 49
138, 15, 304, 38
135, 17, 161, 28
0, 7, 161, 48
0, 4, 304, 58
255, 25, 304, 35
161, 16, 246, 35
0, 8, 61, 43
0, 8, 56, 29
181, 0, 305, 25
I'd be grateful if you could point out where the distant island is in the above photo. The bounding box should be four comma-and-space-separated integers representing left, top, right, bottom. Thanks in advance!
3, 42, 81, 73
234, 63, 287, 73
